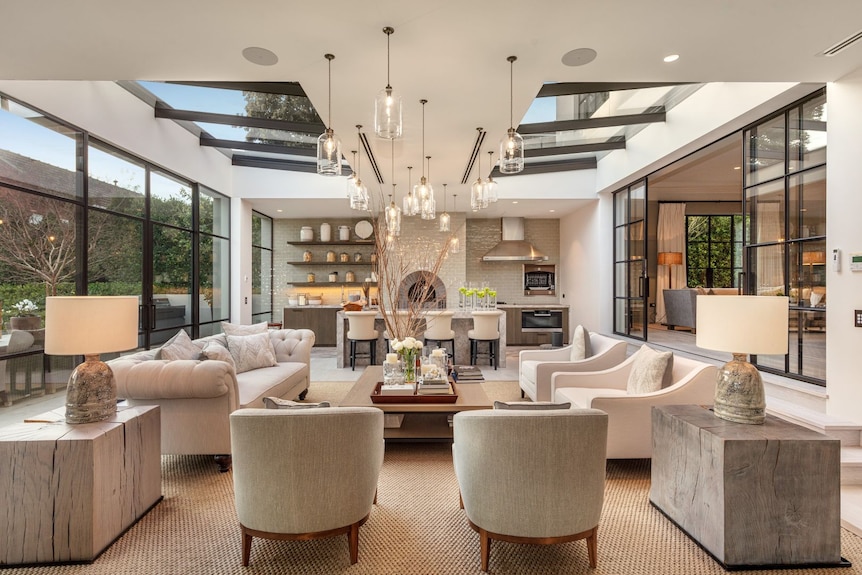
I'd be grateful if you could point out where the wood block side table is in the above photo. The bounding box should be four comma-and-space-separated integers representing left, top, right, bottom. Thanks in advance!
650, 404, 846, 570
0, 405, 162, 566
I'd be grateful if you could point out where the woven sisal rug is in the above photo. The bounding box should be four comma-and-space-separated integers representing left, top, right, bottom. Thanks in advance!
4, 380, 861, 574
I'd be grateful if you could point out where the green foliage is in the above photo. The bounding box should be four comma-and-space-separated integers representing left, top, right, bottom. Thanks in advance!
242, 91, 320, 149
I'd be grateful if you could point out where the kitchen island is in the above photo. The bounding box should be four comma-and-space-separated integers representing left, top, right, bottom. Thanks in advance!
335, 309, 508, 368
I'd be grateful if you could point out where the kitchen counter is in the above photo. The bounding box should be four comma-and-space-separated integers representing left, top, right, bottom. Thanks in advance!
497, 304, 569, 309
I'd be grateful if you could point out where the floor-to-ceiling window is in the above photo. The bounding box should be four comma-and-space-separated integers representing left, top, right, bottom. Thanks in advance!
613, 180, 647, 340
0, 93, 231, 404
744, 89, 826, 384
251, 211, 273, 324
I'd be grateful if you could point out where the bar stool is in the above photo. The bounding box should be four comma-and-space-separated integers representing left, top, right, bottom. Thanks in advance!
468, 310, 504, 370
422, 310, 456, 364
344, 311, 379, 370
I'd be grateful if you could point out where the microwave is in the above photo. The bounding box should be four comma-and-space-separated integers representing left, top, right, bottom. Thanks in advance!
524, 264, 556, 296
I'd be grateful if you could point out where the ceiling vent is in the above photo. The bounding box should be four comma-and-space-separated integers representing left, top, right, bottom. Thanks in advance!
820, 29, 862, 56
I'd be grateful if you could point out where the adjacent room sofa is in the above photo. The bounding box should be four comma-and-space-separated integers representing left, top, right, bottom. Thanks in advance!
110, 327, 315, 470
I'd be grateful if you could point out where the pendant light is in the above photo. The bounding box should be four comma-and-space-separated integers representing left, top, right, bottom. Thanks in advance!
449, 194, 460, 253
349, 125, 369, 210
385, 138, 401, 235
347, 150, 359, 198
485, 150, 499, 203
439, 184, 451, 232
421, 156, 436, 220
471, 133, 487, 211
374, 27, 403, 139
499, 55, 524, 174
403, 166, 419, 216
317, 53, 342, 176
414, 100, 434, 209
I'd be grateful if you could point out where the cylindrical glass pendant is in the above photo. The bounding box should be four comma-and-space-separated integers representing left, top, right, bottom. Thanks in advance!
317, 129, 342, 176
499, 128, 524, 174
386, 200, 401, 235
485, 177, 498, 203
449, 236, 460, 253
350, 180, 369, 210
471, 178, 485, 211
421, 193, 436, 220
374, 87, 403, 139
439, 211, 451, 232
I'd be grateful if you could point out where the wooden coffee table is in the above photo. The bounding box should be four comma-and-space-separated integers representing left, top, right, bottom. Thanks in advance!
340, 366, 492, 441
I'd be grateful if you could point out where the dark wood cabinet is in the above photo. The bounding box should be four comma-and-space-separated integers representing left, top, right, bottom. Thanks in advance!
283, 307, 338, 346
503, 306, 569, 346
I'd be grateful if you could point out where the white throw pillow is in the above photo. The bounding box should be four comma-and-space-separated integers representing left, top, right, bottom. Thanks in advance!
200, 340, 236, 371
158, 329, 202, 361
570, 325, 591, 361
226, 332, 277, 374
626, 345, 674, 395
221, 321, 269, 337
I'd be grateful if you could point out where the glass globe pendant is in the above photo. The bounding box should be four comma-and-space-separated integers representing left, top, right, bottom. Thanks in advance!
439, 184, 451, 232
485, 151, 499, 202
420, 156, 436, 220
499, 56, 525, 174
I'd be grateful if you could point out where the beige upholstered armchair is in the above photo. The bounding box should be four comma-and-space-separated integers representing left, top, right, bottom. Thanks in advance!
452, 408, 608, 572
230, 407, 384, 566
519, 329, 628, 402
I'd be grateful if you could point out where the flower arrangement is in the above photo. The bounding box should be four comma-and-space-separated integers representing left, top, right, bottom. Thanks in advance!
10, 299, 38, 316
391, 336, 423, 383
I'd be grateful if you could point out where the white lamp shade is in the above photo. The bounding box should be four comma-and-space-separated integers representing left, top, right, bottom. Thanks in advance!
696, 295, 789, 355
45, 296, 139, 355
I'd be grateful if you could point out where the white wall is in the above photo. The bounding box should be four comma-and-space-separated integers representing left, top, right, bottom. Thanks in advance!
825, 71, 862, 424
231, 198, 254, 324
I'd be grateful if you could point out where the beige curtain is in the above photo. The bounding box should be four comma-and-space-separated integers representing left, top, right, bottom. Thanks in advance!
656, 203, 686, 323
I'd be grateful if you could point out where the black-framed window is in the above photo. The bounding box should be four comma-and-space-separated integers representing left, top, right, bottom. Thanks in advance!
685, 215, 743, 288
251, 211, 273, 324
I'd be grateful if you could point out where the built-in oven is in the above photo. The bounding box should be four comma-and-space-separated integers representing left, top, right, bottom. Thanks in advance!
524, 264, 556, 296
521, 309, 564, 333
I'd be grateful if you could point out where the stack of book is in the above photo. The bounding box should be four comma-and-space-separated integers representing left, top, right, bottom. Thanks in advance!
453, 365, 484, 382
417, 381, 452, 395
379, 383, 415, 395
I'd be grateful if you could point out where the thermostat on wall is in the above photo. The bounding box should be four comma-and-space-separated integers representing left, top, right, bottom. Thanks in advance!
850, 252, 862, 272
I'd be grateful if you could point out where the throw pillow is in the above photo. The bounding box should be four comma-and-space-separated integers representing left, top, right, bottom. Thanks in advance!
570, 324, 591, 361
200, 340, 236, 370
221, 321, 269, 337
626, 345, 674, 395
158, 329, 202, 361
226, 332, 277, 374
263, 397, 331, 409
493, 401, 572, 410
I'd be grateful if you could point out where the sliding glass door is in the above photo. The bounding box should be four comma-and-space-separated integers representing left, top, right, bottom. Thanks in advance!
613, 180, 648, 340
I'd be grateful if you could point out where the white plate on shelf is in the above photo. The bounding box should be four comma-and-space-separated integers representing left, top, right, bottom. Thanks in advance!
355, 220, 373, 240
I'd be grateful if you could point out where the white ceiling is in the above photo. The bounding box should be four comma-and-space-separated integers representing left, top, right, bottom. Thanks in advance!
2, 1, 861, 219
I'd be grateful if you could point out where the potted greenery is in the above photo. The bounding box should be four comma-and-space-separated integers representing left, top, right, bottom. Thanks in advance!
9, 299, 41, 330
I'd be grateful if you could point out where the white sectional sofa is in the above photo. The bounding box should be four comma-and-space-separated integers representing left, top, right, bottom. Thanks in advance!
110, 328, 315, 470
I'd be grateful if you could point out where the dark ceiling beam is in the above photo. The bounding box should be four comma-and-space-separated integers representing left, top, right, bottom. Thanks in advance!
518, 110, 666, 134
232, 155, 319, 173
525, 138, 626, 157
168, 81, 308, 97
536, 82, 696, 98
493, 157, 597, 176
155, 102, 324, 133
200, 135, 316, 157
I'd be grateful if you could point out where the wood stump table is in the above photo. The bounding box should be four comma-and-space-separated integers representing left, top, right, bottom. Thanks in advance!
649, 404, 846, 569
0, 405, 162, 565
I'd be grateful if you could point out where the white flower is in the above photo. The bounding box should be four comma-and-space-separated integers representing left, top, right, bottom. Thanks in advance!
390, 338, 400, 349
12, 299, 38, 315
392, 341, 404, 352
403, 337, 416, 348
413, 340, 423, 350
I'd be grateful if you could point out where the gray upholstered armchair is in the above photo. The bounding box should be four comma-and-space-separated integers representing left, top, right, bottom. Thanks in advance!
452, 408, 608, 571
230, 407, 384, 566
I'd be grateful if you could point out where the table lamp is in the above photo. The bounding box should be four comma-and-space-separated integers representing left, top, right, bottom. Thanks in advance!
696, 295, 788, 424
658, 251, 683, 289
45, 296, 139, 424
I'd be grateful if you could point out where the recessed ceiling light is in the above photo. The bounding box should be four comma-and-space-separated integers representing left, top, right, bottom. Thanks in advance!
733, 166, 740, 170
549, 209, 555, 213
512, 201, 519, 204
663, 54, 680, 63
562, 48, 598, 67
242, 46, 279, 66
276, 209, 283, 213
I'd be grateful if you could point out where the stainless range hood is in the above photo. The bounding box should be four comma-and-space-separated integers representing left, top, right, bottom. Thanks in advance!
482, 218, 548, 262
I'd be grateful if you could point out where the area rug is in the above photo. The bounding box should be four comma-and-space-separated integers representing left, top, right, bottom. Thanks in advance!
5, 381, 861, 575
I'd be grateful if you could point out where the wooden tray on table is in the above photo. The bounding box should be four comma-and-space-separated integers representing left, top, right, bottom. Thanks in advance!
370, 381, 459, 404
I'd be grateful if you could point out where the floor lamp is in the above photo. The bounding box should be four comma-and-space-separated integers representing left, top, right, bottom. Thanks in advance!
658, 251, 683, 289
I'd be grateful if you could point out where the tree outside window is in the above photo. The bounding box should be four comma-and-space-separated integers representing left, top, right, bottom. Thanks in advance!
686, 215, 744, 288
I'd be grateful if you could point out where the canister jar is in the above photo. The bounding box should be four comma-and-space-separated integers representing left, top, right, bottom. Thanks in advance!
326, 250, 336, 262
300, 226, 313, 242
339, 252, 350, 262
306, 272, 316, 283
320, 222, 331, 242
303, 250, 313, 262
338, 225, 351, 241
297, 293, 308, 306
345, 270, 356, 282
354, 252, 362, 262
328, 271, 339, 283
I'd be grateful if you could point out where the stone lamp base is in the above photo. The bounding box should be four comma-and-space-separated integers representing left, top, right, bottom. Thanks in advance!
65, 354, 118, 424
713, 352, 765, 425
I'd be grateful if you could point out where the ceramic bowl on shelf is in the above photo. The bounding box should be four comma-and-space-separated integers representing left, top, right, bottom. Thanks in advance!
288, 297, 299, 306
307, 298, 323, 305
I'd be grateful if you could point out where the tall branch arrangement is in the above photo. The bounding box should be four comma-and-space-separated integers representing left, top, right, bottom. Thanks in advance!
370, 215, 454, 341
